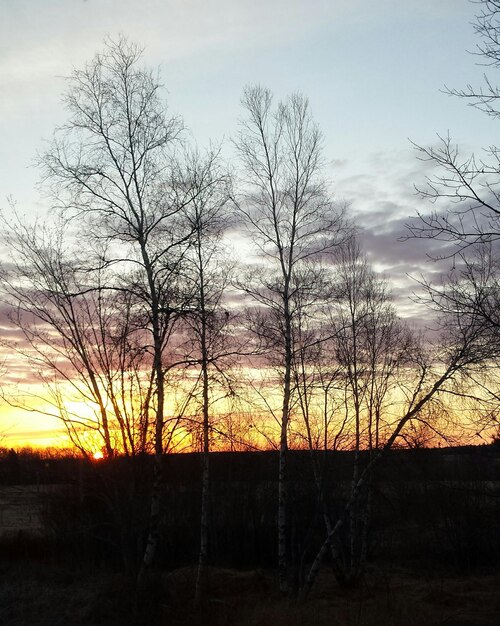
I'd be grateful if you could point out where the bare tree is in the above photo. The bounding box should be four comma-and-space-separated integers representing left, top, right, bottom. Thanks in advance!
300, 299, 500, 599
332, 239, 415, 452
234, 85, 349, 593
327, 238, 416, 584
406, 0, 500, 440
172, 146, 237, 604
410, 244, 500, 439
0, 214, 156, 459
406, 2, 500, 254
38, 37, 200, 585
287, 239, 418, 589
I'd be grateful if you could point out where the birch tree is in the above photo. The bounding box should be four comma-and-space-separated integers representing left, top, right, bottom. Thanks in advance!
328, 238, 415, 584
234, 86, 349, 593
299, 302, 499, 599
0, 215, 156, 458
174, 147, 235, 604
38, 37, 197, 585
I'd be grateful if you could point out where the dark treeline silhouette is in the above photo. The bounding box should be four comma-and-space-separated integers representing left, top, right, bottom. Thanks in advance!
1, 446, 499, 570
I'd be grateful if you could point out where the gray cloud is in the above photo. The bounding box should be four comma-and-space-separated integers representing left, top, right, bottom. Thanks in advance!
333, 147, 465, 319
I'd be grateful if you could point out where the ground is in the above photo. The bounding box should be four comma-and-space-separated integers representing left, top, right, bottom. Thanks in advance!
1, 561, 499, 626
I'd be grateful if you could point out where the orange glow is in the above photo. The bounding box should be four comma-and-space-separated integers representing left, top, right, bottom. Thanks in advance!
0, 369, 495, 453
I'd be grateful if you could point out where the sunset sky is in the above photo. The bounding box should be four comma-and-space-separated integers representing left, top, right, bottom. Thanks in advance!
1, 0, 498, 447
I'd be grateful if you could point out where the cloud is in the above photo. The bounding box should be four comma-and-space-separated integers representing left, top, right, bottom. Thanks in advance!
332, 147, 467, 319
0, 0, 469, 95
1, 0, 345, 80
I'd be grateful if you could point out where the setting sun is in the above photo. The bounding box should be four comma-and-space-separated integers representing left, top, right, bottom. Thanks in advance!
92, 450, 104, 461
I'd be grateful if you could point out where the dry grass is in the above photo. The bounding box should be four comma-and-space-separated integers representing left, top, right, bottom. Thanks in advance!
0, 485, 60, 535
0, 559, 498, 625
0, 560, 136, 625
159, 565, 500, 626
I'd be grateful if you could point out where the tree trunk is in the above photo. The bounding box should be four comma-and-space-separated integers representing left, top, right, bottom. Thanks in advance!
195, 318, 211, 605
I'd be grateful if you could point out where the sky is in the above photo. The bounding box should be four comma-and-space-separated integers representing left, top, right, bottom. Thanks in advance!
1, 0, 498, 446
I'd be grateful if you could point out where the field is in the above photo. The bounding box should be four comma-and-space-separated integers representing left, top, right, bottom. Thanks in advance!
1, 560, 499, 625
0, 446, 498, 625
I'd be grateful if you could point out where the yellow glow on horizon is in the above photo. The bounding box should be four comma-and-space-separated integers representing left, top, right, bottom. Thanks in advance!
0, 399, 69, 450
1, 367, 495, 453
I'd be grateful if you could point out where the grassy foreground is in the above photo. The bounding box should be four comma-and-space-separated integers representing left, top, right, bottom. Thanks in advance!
1, 557, 499, 625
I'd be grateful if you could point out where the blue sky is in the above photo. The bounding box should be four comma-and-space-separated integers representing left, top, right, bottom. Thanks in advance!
1, 1, 495, 183
1, 1, 496, 244
1, 1, 495, 200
